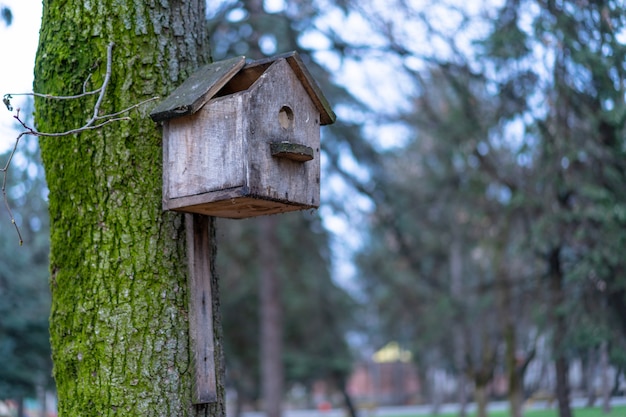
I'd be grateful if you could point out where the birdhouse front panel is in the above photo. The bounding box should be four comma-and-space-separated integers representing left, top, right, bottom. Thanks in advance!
163, 95, 246, 200
245, 58, 321, 209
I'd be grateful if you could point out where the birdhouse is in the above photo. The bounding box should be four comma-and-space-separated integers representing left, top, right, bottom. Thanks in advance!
150, 51, 336, 218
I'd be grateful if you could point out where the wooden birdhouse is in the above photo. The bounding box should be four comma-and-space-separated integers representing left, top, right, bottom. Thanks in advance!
150, 51, 336, 218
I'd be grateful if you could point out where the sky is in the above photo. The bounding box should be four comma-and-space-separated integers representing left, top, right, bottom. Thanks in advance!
0, 0, 41, 153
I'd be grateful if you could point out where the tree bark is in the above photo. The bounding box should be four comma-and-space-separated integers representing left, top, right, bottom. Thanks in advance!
548, 248, 572, 417
495, 230, 532, 417
16, 397, 23, 417
504, 324, 523, 417
34, 1, 224, 415
495, 242, 523, 417
450, 232, 468, 417
260, 216, 284, 417
475, 383, 489, 417
470, 343, 496, 417
585, 348, 597, 408
428, 367, 443, 416
333, 372, 358, 417
600, 341, 611, 414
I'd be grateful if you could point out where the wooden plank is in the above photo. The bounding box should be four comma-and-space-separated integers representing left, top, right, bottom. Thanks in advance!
164, 95, 246, 200
164, 186, 250, 212
270, 141, 314, 162
170, 194, 313, 218
150, 56, 245, 122
185, 213, 217, 404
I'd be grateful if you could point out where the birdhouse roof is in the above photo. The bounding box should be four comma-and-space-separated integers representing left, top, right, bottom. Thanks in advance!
150, 51, 336, 125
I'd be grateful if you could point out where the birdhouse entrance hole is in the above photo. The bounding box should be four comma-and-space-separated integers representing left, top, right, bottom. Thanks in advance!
279, 106, 294, 129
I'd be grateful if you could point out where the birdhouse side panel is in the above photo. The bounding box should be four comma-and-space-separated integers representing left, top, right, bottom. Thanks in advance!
164, 96, 246, 201
246, 59, 321, 208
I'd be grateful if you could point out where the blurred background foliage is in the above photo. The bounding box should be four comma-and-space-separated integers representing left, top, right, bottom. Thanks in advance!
0, 125, 52, 402
2, 1, 626, 417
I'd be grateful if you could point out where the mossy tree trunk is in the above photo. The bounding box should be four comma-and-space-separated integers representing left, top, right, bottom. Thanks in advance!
34, 1, 225, 416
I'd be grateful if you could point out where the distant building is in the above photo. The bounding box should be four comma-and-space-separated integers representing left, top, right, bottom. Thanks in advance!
347, 342, 421, 406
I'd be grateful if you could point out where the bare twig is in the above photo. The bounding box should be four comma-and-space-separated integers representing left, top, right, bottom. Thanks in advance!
1, 41, 159, 245
1, 130, 26, 245
89, 41, 115, 124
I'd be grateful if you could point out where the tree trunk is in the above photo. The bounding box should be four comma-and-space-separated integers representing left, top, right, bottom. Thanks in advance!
471, 344, 496, 417
260, 216, 283, 417
34, 1, 224, 416
509, 385, 524, 417
450, 233, 468, 417
456, 373, 469, 417
492, 221, 528, 417
333, 372, 358, 417
600, 341, 611, 414
548, 248, 572, 417
16, 396, 23, 417
555, 357, 572, 417
504, 324, 523, 417
428, 367, 443, 416
475, 383, 489, 417
585, 347, 597, 408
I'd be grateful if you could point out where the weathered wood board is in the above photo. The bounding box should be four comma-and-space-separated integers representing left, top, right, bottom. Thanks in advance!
150, 56, 245, 121
185, 214, 217, 404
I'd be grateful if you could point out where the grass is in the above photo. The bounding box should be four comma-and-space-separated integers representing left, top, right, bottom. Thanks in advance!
489, 405, 625, 417
383, 405, 626, 417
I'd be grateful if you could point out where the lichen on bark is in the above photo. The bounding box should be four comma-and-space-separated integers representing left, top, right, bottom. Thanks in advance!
34, 1, 223, 415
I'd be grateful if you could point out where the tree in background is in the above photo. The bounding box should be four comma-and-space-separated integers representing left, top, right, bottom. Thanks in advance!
218, 213, 356, 416
1, 9, 50, 416
33, 0, 225, 415
339, 1, 626, 417
354, 62, 542, 417
0, 4, 10, 26
480, 1, 626, 415
0, 133, 52, 415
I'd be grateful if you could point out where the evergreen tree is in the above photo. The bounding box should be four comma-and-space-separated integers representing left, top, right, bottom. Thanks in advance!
341, 1, 626, 416
0, 4, 10, 26
0, 135, 52, 402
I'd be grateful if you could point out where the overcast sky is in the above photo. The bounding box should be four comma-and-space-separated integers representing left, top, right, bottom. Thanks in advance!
0, 0, 41, 153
